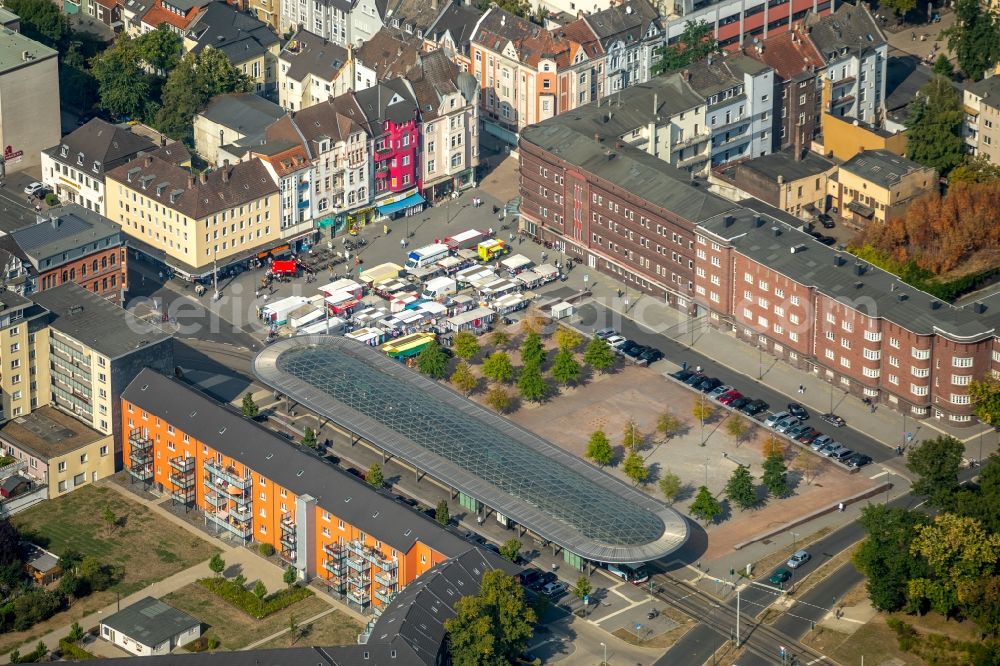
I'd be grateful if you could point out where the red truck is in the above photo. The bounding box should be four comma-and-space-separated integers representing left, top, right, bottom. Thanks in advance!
271, 260, 298, 277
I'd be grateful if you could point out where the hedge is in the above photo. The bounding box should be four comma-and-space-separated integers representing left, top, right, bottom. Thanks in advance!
197, 577, 313, 619
58, 640, 96, 660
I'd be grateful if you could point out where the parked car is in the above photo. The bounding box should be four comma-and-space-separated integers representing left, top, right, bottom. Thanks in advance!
708, 385, 734, 400
787, 550, 811, 569
516, 569, 544, 587
729, 396, 752, 410
810, 434, 833, 451
741, 399, 769, 416
833, 448, 855, 461
817, 213, 835, 229
785, 424, 811, 440
824, 444, 850, 458
846, 453, 873, 468
795, 428, 820, 444
595, 327, 617, 340
818, 235, 837, 246
697, 377, 722, 393
607, 335, 628, 350
394, 495, 418, 507
483, 542, 501, 554
719, 390, 743, 405
639, 348, 664, 364
541, 581, 568, 598
768, 568, 792, 585
23, 182, 46, 197
670, 369, 696, 382
787, 403, 809, 420
623, 344, 648, 359
821, 413, 846, 428
530, 572, 557, 591
619, 341, 643, 357
764, 411, 791, 428
684, 373, 706, 387
774, 417, 801, 434
346, 467, 364, 479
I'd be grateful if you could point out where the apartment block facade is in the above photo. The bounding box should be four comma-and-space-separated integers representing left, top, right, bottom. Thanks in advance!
121, 368, 474, 612
665, 0, 834, 49
831, 149, 936, 227
0, 29, 60, 174
963, 77, 1000, 165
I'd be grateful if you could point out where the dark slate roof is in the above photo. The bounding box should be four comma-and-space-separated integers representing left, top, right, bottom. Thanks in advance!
367, 548, 520, 663
354, 79, 419, 132
737, 149, 836, 183
383, 0, 445, 35
355, 27, 424, 80
584, 0, 660, 48
964, 73, 1000, 104
185, 1, 279, 62
120, 368, 473, 558
684, 53, 769, 99
43, 119, 155, 177
279, 30, 348, 83
104, 154, 277, 219
520, 87, 736, 224
425, 2, 482, 54
94, 645, 425, 666
405, 50, 461, 120
198, 93, 284, 135
11, 204, 122, 270
699, 202, 1000, 341
839, 149, 933, 188
805, 3, 885, 62
32, 283, 172, 360
101, 597, 200, 648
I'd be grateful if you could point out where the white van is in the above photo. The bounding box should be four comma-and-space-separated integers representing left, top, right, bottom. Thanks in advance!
422, 276, 457, 300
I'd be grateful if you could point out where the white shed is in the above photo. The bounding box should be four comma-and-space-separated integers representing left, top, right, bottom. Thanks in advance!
100, 597, 201, 657
551, 301, 574, 320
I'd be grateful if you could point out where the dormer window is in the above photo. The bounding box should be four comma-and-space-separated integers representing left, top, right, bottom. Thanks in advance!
59, 145, 68, 158
77, 153, 84, 166
92, 161, 101, 173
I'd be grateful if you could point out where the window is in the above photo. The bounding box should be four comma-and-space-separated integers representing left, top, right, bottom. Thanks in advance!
889, 337, 900, 349
840, 357, 851, 368
863, 349, 880, 360
58, 461, 66, 472
888, 373, 899, 385
912, 366, 930, 378
864, 330, 881, 342
791, 295, 800, 306
58, 481, 67, 492
100, 445, 108, 456
912, 347, 930, 360
953, 356, 973, 368
862, 367, 880, 378
951, 393, 971, 405
952, 374, 971, 385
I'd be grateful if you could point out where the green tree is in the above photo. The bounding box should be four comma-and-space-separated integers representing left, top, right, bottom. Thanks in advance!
366, 462, 384, 489
134, 23, 182, 73
253, 580, 267, 602
241, 393, 259, 419
690, 486, 723, 524
962, 575, 1000, 637
283, 565, 296, 587
102, 504, 116, 536
762, 451, 789, 498
853, 505, 929, 611
933, 53, 953, 77
482, 351, 515, 383
484, 385, 511, 413
155, 50, 251, 143
970, 377, 1000, 425
656, 410, 683, 443
4, 0, 69, 47
621, 418, 643, 452
652, 20, 717, 75
905, 75, 964, 175
906, 435, 964, 508
622, 451, 649, 486
209, 553, 226, 577
520, 331, 546, 367
725, 416, 750, 446
692, 396, 715, 446
554, 327, 582, 350
517, 362, 547, 402
416, 340, 449, 379
658, 470, 682, 504
881, 0, 916, 16
301, 426, 317, 449
908, 513, 1000, 616
444, 569, 536, 665
475, 0, 530, 17
946, 0, 1000, 81
452, 331, 481, 361
68, 621, 85, 643
583, 335, 616, 373
435, 500, 450, 525
725, 466, 757, 510
490, 329, 511, 349
958, 455, 1000, 532
550, 347, 581, 386
573, 575, 592, 604
450, 360, 478, 395
90, 37, 150, 119
586, 429, 614, 467
949, 154, 1000, 185
499, 538, 521, 563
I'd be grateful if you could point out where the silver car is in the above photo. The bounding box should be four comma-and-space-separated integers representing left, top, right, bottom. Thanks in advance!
774, 417, 801, 434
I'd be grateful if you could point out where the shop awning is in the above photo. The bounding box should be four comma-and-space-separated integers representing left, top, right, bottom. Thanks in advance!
847, 200, 875, 218
376, 193, 425, 216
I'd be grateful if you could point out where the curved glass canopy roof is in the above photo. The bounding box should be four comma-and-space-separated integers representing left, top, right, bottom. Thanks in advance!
254, 336, 688, 563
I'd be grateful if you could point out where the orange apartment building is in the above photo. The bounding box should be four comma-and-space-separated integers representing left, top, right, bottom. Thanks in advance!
121, 368, 472, 612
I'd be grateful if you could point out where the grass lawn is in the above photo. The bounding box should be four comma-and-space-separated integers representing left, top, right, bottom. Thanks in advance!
257, 609, 362, 649
163, 583, 332, 650
2, 485, 219, 656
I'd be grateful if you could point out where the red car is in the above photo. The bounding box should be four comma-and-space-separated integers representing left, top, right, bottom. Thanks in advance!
718, 390, 743, 405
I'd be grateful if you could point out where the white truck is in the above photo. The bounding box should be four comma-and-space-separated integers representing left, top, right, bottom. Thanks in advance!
444, 229, 485, 251
422, 276, 458, 300
405, 243, 450, 270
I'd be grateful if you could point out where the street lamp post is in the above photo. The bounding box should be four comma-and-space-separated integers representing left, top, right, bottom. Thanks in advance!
600, 641, 607, 666
758, 345, 763, 380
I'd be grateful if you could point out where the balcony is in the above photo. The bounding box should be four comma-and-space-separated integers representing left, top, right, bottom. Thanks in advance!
203, 460, 251, 489
712, 115, 749, 134
713, 132, 751, 150
171, 486, 195, 505
169, 472, 195, 489
375, 167, 389, 180
280, 531, 296, 548
831, 95, 855, 108
375, 145, 392, 157
203, 490, 227, 507
374, 587, 397, 605
671, 133, 710, 151
347, 588, 371, 606
345, 555, 371, 573
205, 511, 253, 539
230, 506, 253, 523
375, 570, 397, 588
323, 558, 345, 578
169, 456, 196, 473
128, 463, 152, 482
322, 570, 347, 593
346, 573, 370, 588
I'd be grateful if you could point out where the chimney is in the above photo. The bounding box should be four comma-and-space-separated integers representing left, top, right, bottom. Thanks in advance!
834, 255, 845, 267
50, 214, 59, 229
723, 214, 734, 227
777, 174, 784, 185
652, 92, 658, 116
753, 215, 764, 227
854, 262, 865, 276
144, 156, 153, 167
222, 159, 231, 182
199, 171, 208, 185
187, 173, 196, 188
594, 133, 601, 143
431, 0, 437, 9
771, 226, 781, 237
682, 69, 690, 82
793, 126, 804, 161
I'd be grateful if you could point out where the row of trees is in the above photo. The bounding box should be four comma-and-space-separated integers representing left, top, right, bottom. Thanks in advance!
853, 436, 1000, 638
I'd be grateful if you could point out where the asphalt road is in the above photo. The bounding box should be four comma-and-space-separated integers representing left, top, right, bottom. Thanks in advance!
574, 301, 896, 467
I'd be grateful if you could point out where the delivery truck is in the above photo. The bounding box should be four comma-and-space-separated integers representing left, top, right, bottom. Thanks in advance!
405, 243, 450, 270
444, 229, 485, 251
421, 276, 458, 300
477, 238, 510, 262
